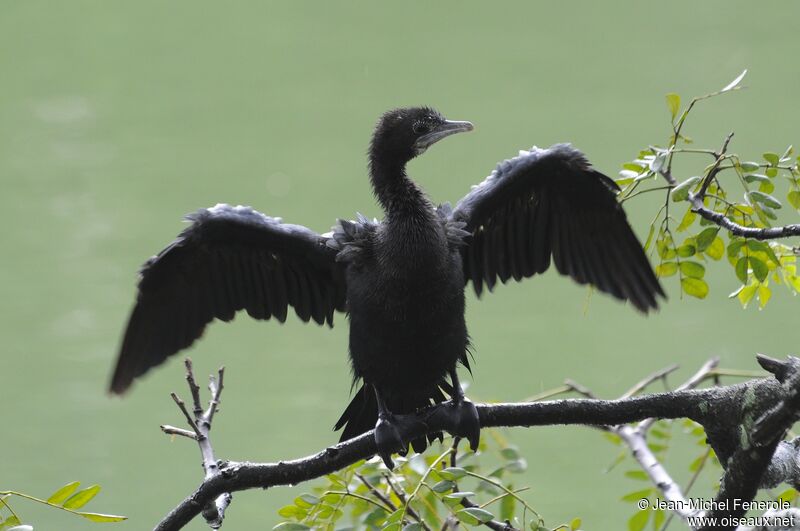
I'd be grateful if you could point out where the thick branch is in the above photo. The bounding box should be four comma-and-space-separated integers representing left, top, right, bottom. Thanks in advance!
701, 356, 800, 530
153, 388, 716, 530
155, 356, 800, 531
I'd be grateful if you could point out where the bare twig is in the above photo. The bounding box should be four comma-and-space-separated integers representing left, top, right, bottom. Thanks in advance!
160, 425, 199, 440
161, 359, 231, 529
621, 363, 679, 398
356, 473, 396, 513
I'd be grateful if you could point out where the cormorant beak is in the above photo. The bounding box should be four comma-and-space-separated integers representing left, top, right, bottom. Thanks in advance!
414, 120, 474, 153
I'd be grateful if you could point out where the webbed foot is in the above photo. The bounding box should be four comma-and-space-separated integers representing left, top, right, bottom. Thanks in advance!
374, 414, 405, 468
444, 397, 480, 451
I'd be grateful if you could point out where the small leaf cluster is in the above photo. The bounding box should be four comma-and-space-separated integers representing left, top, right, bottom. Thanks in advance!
273, 430, 580, 530
0, 481, 126, 530
616, 71, 800, 308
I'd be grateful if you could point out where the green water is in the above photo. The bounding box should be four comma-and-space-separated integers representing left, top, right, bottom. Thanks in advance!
1, 2, 798, 529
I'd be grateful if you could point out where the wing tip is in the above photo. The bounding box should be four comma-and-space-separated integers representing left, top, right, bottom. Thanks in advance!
108, 372, 133, 396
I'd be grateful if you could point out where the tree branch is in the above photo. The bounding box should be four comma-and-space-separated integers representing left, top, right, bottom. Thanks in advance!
686, 203, 800, 240
658, 131, 800, 241
160, 359, 230, 529
154, 355, 800, 531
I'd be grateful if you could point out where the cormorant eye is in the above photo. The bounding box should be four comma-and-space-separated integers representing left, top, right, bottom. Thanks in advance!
413, 122, 430, 135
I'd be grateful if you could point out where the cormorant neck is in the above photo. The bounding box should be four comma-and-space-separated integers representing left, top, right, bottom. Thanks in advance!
369, 157, 433, 222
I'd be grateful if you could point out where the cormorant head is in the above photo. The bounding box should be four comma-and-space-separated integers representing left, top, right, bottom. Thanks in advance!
369, 107, 474, 168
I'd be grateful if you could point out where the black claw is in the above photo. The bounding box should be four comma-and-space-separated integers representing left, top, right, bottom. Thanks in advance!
450, 398, 481, 451
374, 415, 407, 469
379, 452, 395, 469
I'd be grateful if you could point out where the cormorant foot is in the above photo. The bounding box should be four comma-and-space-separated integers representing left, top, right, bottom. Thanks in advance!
374, 415, 406, 469
445, 398, 480, 451
373, 412, 429, 468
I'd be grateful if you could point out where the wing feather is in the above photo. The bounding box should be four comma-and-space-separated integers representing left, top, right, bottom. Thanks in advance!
451, 144, 664, 312
110, 204, 347, 394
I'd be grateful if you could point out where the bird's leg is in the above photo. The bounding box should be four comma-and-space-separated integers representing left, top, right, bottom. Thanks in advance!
446, 369, 480, 451
373, 386, 406, 469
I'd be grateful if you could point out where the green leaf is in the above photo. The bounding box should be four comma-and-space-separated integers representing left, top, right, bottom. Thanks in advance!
505, 458, 527, 473
77, 512, 128, 522
326, 473, 346, 487
623, 162, 646, 173
570, 517, 582, 531
294, 494, 320, 508
788, 191, 800, 210
500, 492, 516, 522
740, 161, 760, 172
63, 485, 101, 510
1, 517, 21, 528
655, 262, 677, 277
680, 261, 705, 279
431, 480, 456, 493
624, 470, 648, 481
758, 204, 778, 221
653, 508, 666, 530
758, 285, 771, 308
766, 167, 778, 178
777, 488, 798, 504
385, 508, 405, 524
671, 176, 701, 202
643, 225, 656, 252
618, 170, 639, 184
763, 152, 780, 166
728, 239, 745, 258
402, 524, 424, 531
273, 524, 311, 531
676, 209, 697, 232
744, 173, 769, 184
649, 152, 667, 174
621, 488, 654, 502
750, 257, 768, 282
443, 492, 476, 507
47, 481, 81, 505
455, 507, 494, 525
746, 240, 781, 266
758, 180, 776, 196
681, 278, 709, 299
695, 227, 719, 252
665, 93, 681, 121
656, 238, 676, 260
736, 283, 758, 307
628, 508, 650, 531
320, 492, 342, 505
749, 191, 782, 209
705, 237, 724, 260
274, 523, 312, 531
500, 446, 520, 461
278, 505, 306, 519
677, 244, 696, 257
437, 467, 466, 481
735, 257, 749, 284
721, 69, 747, 92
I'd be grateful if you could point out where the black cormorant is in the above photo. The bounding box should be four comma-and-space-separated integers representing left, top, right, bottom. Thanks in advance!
110, 107, 664, 466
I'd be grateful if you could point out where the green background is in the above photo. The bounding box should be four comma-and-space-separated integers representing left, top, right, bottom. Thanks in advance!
1, 1, 797, 529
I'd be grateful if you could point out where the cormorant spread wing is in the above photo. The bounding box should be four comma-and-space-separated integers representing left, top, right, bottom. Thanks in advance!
450, 144, 665, 312
110, 203, 347, 394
